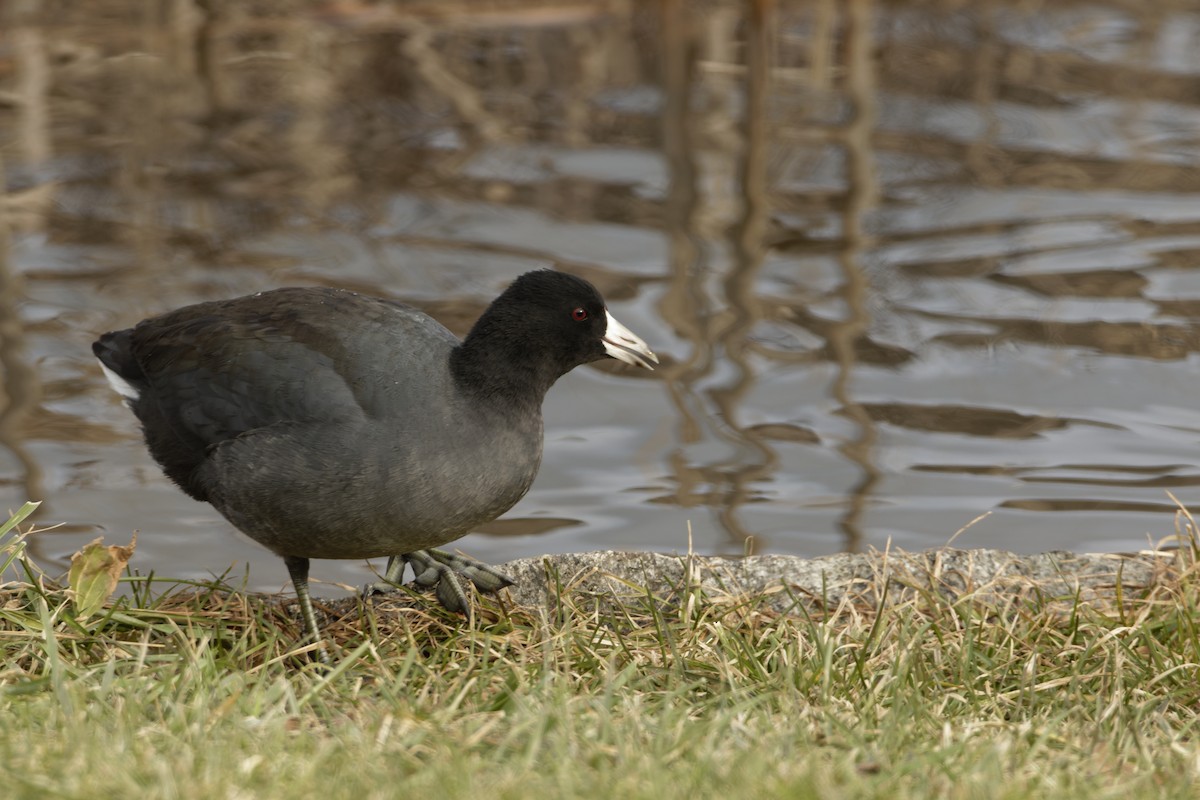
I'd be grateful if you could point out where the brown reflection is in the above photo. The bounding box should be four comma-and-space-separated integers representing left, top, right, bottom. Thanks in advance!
1000, 499, 1179, 514
747, 423, 819, 444
927, 316, 1200, 360
655, 0, 787, 554
990, 270, 1149, 299
0, 155, 45, 512
704, 0, 779, 549
0, 5, 48, 518
911, 462, 1200, 495
8, 6, 53, 231
826, 0, 881, 554
1019, 474, 1200, 489
964, 0, 1002, 189
654, 0, 899, 553
853, 403, 1116, 439
774, 304, 912, 366
656, 0, 710, 523
915, 463, 1186, 477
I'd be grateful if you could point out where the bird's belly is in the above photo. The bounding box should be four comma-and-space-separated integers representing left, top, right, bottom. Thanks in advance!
198, 421, 542, 560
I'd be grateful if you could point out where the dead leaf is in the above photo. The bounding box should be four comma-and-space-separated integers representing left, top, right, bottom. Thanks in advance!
67, 533, 137, 621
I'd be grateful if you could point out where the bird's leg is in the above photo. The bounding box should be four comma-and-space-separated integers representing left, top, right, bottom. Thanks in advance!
363, 555, 406, 597
383, 554, 405, 585
367, 549, 515, 614
284, 555, 329, 662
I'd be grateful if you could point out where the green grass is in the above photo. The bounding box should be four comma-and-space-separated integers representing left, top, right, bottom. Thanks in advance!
3, 505, 1200, 799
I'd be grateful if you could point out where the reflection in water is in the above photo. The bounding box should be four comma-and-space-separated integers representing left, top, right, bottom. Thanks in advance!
656, 2, 782, 554
0, 7, 49, 520
857, 403, 1106, 439
6, 2, 1200, 585
827, 0, 881, 553
0, 147, 46, 515
657, 1, 715, 537
708, 0, 779, 552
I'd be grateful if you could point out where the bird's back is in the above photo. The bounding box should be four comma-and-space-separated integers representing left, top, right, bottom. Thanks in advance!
95, 288, 460, 495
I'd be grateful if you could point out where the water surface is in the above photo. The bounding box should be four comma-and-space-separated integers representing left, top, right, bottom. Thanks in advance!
3, 0, 1200, 596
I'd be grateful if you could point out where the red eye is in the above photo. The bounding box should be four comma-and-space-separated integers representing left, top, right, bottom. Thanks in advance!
571, 307, 589, 321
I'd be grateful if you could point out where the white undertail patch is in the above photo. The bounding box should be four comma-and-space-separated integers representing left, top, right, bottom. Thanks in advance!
98, 360, 141, 401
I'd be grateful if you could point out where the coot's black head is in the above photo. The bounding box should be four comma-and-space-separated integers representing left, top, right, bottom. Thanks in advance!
454, 270, 657, 400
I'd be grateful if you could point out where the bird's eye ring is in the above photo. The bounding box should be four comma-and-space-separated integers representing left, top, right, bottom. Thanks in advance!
571, 307, 589, 322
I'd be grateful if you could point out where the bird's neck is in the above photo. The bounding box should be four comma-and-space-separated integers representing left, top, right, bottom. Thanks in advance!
450, 323, 561, 412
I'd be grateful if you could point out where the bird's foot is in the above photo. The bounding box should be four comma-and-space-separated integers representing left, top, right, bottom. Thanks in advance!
407, 549, 515, 613
365, 549, 515, 613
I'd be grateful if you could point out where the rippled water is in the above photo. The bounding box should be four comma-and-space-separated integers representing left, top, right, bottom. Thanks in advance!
4, 0, 1200, 596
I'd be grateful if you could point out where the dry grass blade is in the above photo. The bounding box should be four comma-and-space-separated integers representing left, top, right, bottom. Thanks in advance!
3, 507, 1200, 797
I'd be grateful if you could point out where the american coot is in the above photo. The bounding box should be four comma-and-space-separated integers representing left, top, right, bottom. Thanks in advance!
93, 270, 657, 651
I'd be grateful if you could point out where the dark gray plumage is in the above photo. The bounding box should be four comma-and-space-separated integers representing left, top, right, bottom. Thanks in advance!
93, 270, 657, 653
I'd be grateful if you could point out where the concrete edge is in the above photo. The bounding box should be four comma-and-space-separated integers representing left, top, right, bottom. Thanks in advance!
481, 548, 1183, 617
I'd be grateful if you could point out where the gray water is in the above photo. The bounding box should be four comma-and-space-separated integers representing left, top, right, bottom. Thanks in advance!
4, 0, 1200, 597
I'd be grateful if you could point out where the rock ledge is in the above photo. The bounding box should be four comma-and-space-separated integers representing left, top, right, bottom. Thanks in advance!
481, 548, 1180, 616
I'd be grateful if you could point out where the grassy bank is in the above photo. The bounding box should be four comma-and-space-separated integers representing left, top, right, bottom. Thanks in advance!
3, 508, 1200, 798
